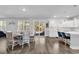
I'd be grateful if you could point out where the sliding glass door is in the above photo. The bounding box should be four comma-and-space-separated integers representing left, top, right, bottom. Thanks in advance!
17, 20, 31, 33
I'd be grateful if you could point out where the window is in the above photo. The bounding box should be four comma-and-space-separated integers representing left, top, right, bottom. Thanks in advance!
17, 20, 30, 32
0, 21, 6, 31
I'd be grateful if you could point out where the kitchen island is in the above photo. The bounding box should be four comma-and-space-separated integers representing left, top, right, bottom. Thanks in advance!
65, 31, 79, 49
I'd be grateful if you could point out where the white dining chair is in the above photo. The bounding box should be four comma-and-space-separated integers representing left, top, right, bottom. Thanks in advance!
6, 32, 21, 51
22, 32, 30, 48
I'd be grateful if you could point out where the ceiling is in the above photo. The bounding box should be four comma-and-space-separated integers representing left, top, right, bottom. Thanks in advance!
0, 5, 79, 18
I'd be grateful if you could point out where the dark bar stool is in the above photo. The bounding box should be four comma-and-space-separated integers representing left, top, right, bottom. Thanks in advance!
64, 33, 70, 45
58, 32, 62, 39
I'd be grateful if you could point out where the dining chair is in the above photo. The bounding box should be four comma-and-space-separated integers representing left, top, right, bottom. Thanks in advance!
61, 32, 71, 48
64, 33, 70, 45
6, 32, 21, 51
21, 32, 30, 48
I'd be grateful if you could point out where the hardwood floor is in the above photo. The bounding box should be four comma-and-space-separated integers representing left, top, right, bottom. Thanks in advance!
7, 37, 79, 54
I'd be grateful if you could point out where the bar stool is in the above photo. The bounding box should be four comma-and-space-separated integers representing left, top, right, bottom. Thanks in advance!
65, 33, 70, 45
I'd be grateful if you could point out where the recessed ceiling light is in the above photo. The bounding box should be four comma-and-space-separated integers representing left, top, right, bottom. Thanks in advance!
22, 8, 26, 12
53, 16, 57, 17
66, 16, 70, 17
